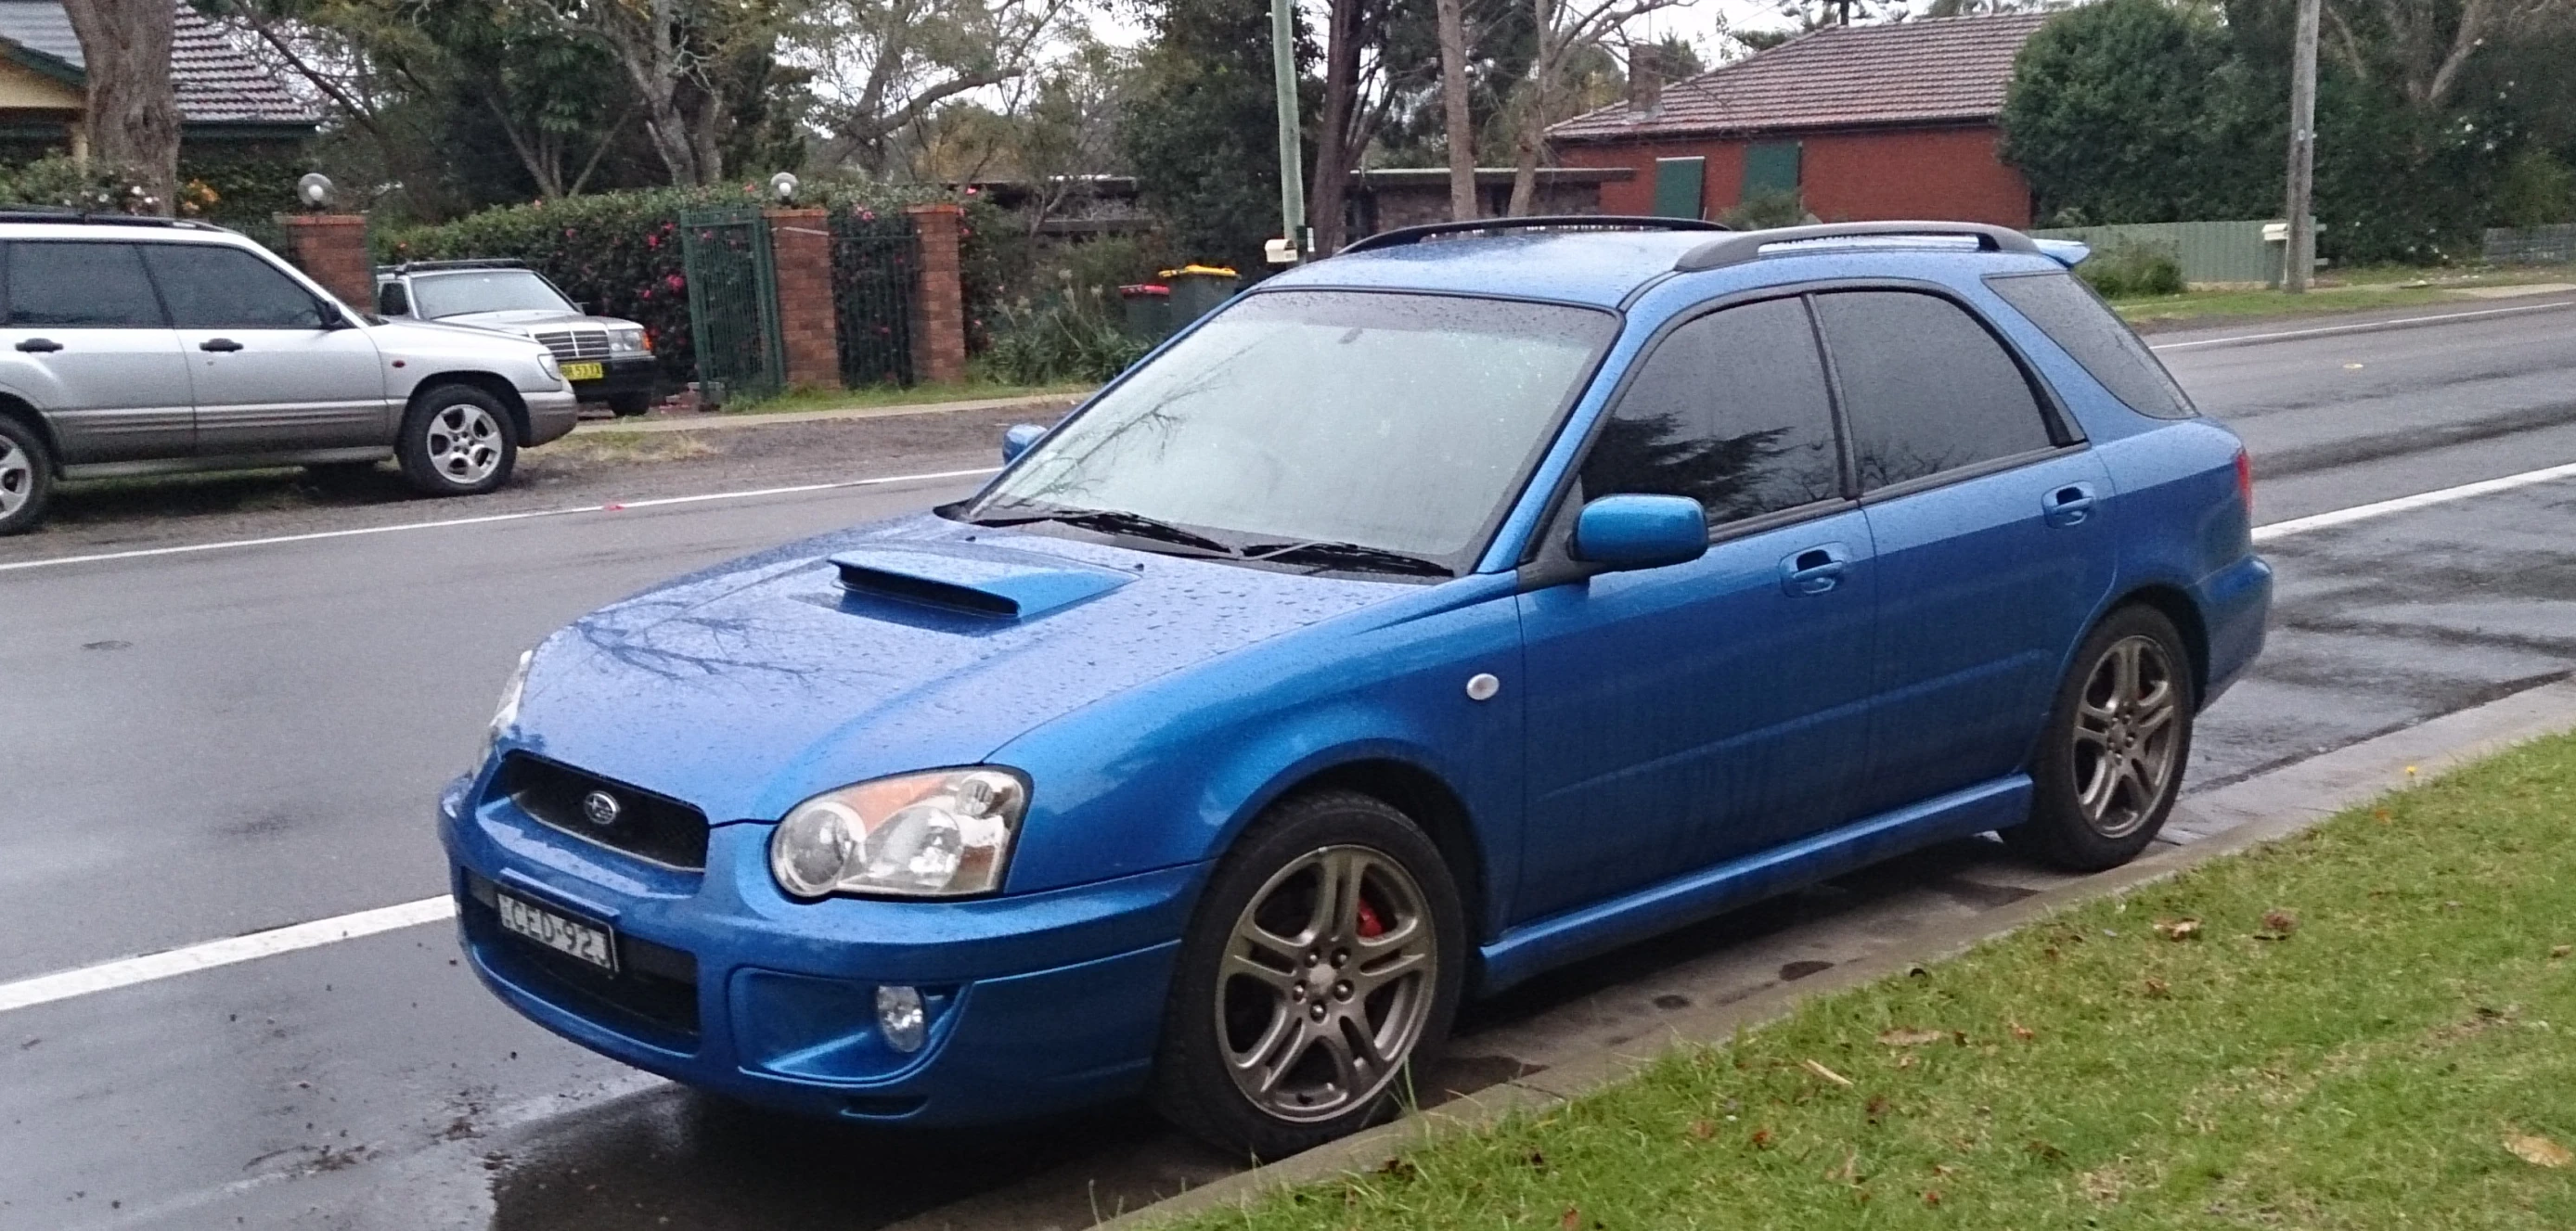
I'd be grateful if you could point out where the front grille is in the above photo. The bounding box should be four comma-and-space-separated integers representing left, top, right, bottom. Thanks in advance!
461, 871, 701, 1045
531, 328, 612, 360
493, 753, 710, 869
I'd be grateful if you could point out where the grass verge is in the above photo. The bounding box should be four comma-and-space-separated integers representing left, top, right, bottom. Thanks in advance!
1178, 731, 2576, 1229
720, 378, 1089, 417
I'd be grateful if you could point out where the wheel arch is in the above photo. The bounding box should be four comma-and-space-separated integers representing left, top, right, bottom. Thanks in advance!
0, 391, 62, 473
409, 372, 532, 442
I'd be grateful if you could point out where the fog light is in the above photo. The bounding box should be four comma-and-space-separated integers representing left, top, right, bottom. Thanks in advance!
876, 984, 926, 1053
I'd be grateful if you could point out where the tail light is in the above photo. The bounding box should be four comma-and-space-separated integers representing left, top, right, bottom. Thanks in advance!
2234, 449, 2254, 511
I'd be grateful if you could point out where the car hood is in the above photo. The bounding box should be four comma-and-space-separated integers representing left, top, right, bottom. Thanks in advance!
507, 513, 1409, 823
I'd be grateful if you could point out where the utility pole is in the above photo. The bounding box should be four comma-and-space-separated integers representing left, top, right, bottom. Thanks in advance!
1269, 0, 1308, 262
2283, 0, 2320, 293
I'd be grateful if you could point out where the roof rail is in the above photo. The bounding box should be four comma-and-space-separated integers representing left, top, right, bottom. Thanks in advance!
1673, 221, 2041, 272
1342, 214, 1728, 255
0, 208, 223, 231
380, 258, 531, 274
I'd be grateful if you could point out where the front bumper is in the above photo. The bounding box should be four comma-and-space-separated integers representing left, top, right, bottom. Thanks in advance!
568, 354, 659, 403
438, 776, 1199, 1125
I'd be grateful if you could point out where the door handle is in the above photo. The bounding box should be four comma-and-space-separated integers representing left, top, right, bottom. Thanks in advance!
199, 338, 244, 353
1779, 542, 1852, 596
14, 338, 60, 353
2043, 481, 2098, 529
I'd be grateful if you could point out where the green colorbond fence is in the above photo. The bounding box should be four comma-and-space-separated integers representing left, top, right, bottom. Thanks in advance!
2029, 219, 2277, 287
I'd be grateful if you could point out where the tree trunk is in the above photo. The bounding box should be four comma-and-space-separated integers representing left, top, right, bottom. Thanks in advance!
1308, 0, 1364, 251
1436, 0, 1476, 219
60, 0, 179, 214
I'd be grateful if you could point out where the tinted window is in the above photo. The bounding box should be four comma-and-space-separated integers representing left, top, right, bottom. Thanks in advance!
1815, 291, 2054, 490
6, 242, 164, 327
140, 244, 328, 329
1580, 297, 1841, 525
1987, 271, 2196, 419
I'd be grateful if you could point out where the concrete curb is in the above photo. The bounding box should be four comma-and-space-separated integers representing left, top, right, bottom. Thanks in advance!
570, 391, 1086, 435
1096, 678, 2576, 1230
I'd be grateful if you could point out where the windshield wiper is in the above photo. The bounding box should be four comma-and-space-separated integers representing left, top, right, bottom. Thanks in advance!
1241, 540, 1453, 578
975, 508, 1240, 557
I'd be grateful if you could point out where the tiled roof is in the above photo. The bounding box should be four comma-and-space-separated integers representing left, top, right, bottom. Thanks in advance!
0, 0, 317, 126
1552, 12, 2053, 144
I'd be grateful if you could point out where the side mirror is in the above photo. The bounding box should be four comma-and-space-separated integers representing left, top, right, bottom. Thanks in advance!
1001, 423, 1048, 463
1570, 494, 1707, 572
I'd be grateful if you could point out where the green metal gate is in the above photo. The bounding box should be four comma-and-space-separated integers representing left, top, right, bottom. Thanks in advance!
679, 207, 785, 400
831, 211, 918, 388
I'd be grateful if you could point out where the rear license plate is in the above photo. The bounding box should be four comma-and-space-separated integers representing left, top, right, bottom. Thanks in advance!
496, 891, 617, 972
560, 361, 605, 382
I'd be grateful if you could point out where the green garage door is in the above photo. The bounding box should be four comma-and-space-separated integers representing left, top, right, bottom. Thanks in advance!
1653, 157, 1707, 219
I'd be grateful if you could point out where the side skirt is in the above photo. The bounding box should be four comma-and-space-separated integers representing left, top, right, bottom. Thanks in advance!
1475, 775, 2033, 994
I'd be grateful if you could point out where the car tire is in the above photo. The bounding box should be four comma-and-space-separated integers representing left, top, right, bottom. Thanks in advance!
2005, 605, 2196, 871
607, 391, 654, 417
397, 384, 518, 497
1152, 789, 1465, 1160
0, 414, 53, 535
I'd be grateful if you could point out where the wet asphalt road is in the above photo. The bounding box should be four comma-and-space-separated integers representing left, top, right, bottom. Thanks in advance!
2, 297, 2572, 1230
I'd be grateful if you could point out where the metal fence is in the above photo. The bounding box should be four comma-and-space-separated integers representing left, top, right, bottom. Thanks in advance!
2484, 224, 2576, 265
2029, 220, 2277, 287
678, 207, 785, 401
831, 211, 917, 388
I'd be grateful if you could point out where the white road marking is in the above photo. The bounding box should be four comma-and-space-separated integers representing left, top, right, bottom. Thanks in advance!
0, 466, 1000, 574
2150, 297, 2574, 352
2253, 458, 2576, 543
5, 458, 2576, 1017
0, 896, 454, 1015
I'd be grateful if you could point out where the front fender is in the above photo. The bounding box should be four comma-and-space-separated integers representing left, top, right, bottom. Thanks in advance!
991, 572, 1527, 922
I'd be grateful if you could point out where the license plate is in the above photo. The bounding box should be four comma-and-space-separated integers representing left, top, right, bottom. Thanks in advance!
496, 891, 617, 972
560, 361, 605, 382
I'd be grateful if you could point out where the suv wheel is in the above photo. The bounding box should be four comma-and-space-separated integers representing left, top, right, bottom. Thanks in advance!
1153, 789, 1464, 1159
397, 385, 518, 496
0, 415, 54, 535
2005, 605, 2196, 871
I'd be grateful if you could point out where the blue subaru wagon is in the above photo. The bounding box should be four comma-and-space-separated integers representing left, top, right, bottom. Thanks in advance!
441, 219, 2270, 1157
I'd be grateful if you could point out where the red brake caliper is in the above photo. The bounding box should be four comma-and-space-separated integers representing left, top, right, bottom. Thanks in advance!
1354, 897, 1386, 939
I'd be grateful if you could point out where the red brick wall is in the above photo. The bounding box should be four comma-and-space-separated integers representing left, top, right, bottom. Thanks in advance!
275, 214, 374, 312
904, 203, 967, 385
1558, 125, 2033, 227
763, 207, 840, 391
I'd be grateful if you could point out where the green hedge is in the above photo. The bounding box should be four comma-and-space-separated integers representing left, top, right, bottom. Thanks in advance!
379, 181, 1013, 385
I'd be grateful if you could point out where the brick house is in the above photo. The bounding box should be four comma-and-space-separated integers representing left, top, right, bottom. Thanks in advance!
0, 0, 317, 168
1548, 13, 2051, 228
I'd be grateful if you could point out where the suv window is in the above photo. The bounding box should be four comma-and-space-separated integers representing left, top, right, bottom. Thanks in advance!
5, 242, 165, 327
1986, 271, 2196, 419
140, 244, 329, 329
1814, 290, 2055, 491
1580, 297, 1843, 526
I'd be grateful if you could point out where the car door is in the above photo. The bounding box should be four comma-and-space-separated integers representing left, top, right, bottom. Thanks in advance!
0, 240, 194, 463
1813, 289, 2117, 819
137, 242, 389, 455
1513, 296, 1878, 922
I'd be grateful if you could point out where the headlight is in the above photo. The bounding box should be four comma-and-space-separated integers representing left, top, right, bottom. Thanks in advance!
609, 327, 650, 353
481, 649, 533, 764
535, 352, 562, 382
770, 768, 1029, 899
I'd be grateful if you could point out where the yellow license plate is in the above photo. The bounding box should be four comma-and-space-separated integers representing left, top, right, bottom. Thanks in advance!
561, 361, 604, 381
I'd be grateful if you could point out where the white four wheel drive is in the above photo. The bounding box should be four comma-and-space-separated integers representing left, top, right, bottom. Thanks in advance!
0, 212, 580, 535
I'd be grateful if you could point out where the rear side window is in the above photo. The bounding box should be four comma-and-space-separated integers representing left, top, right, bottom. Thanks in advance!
1987, 271, 2196, 419
140, 244, 328, 329
1813, 290, 2055, 491
1580, 296, 1843, 526
6, 242, 165, 328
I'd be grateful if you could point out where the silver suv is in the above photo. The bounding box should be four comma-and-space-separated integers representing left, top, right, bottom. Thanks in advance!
374, 262, 659, 417
0, 213, 577, 535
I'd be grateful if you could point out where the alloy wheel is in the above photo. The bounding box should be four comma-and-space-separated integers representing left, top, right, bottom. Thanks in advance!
425, 403, 505, 486
2071, 635, 2182, 839
0, 436, 27, 518
1216, 845, 1438, 1122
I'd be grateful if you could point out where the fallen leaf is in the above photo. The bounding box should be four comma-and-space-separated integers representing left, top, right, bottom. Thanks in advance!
1687, 1119, 1716, 1140
2506, 1135, 2573, 1168
2155, 917, 2202, 941
1803, 1058, 1856, 1087
1560, 1205, 1580, 1231
2261, 909, 2299, 936
2144, 977, 2171, 999
1878, 1028, 1946, 1046
2009, 1020, 2037, 1042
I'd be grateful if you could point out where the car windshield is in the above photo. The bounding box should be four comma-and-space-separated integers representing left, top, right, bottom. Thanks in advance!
410, 270, 576, 319
956, 290, 1616, 573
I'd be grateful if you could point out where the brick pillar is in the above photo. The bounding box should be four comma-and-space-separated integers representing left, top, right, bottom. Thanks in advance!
763, 207, 842, 391
904, 202, 968, 384
275, 213, 373, 311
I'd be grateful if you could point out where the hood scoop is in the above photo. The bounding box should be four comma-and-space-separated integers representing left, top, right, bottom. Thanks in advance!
830, 543, 1136, 621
